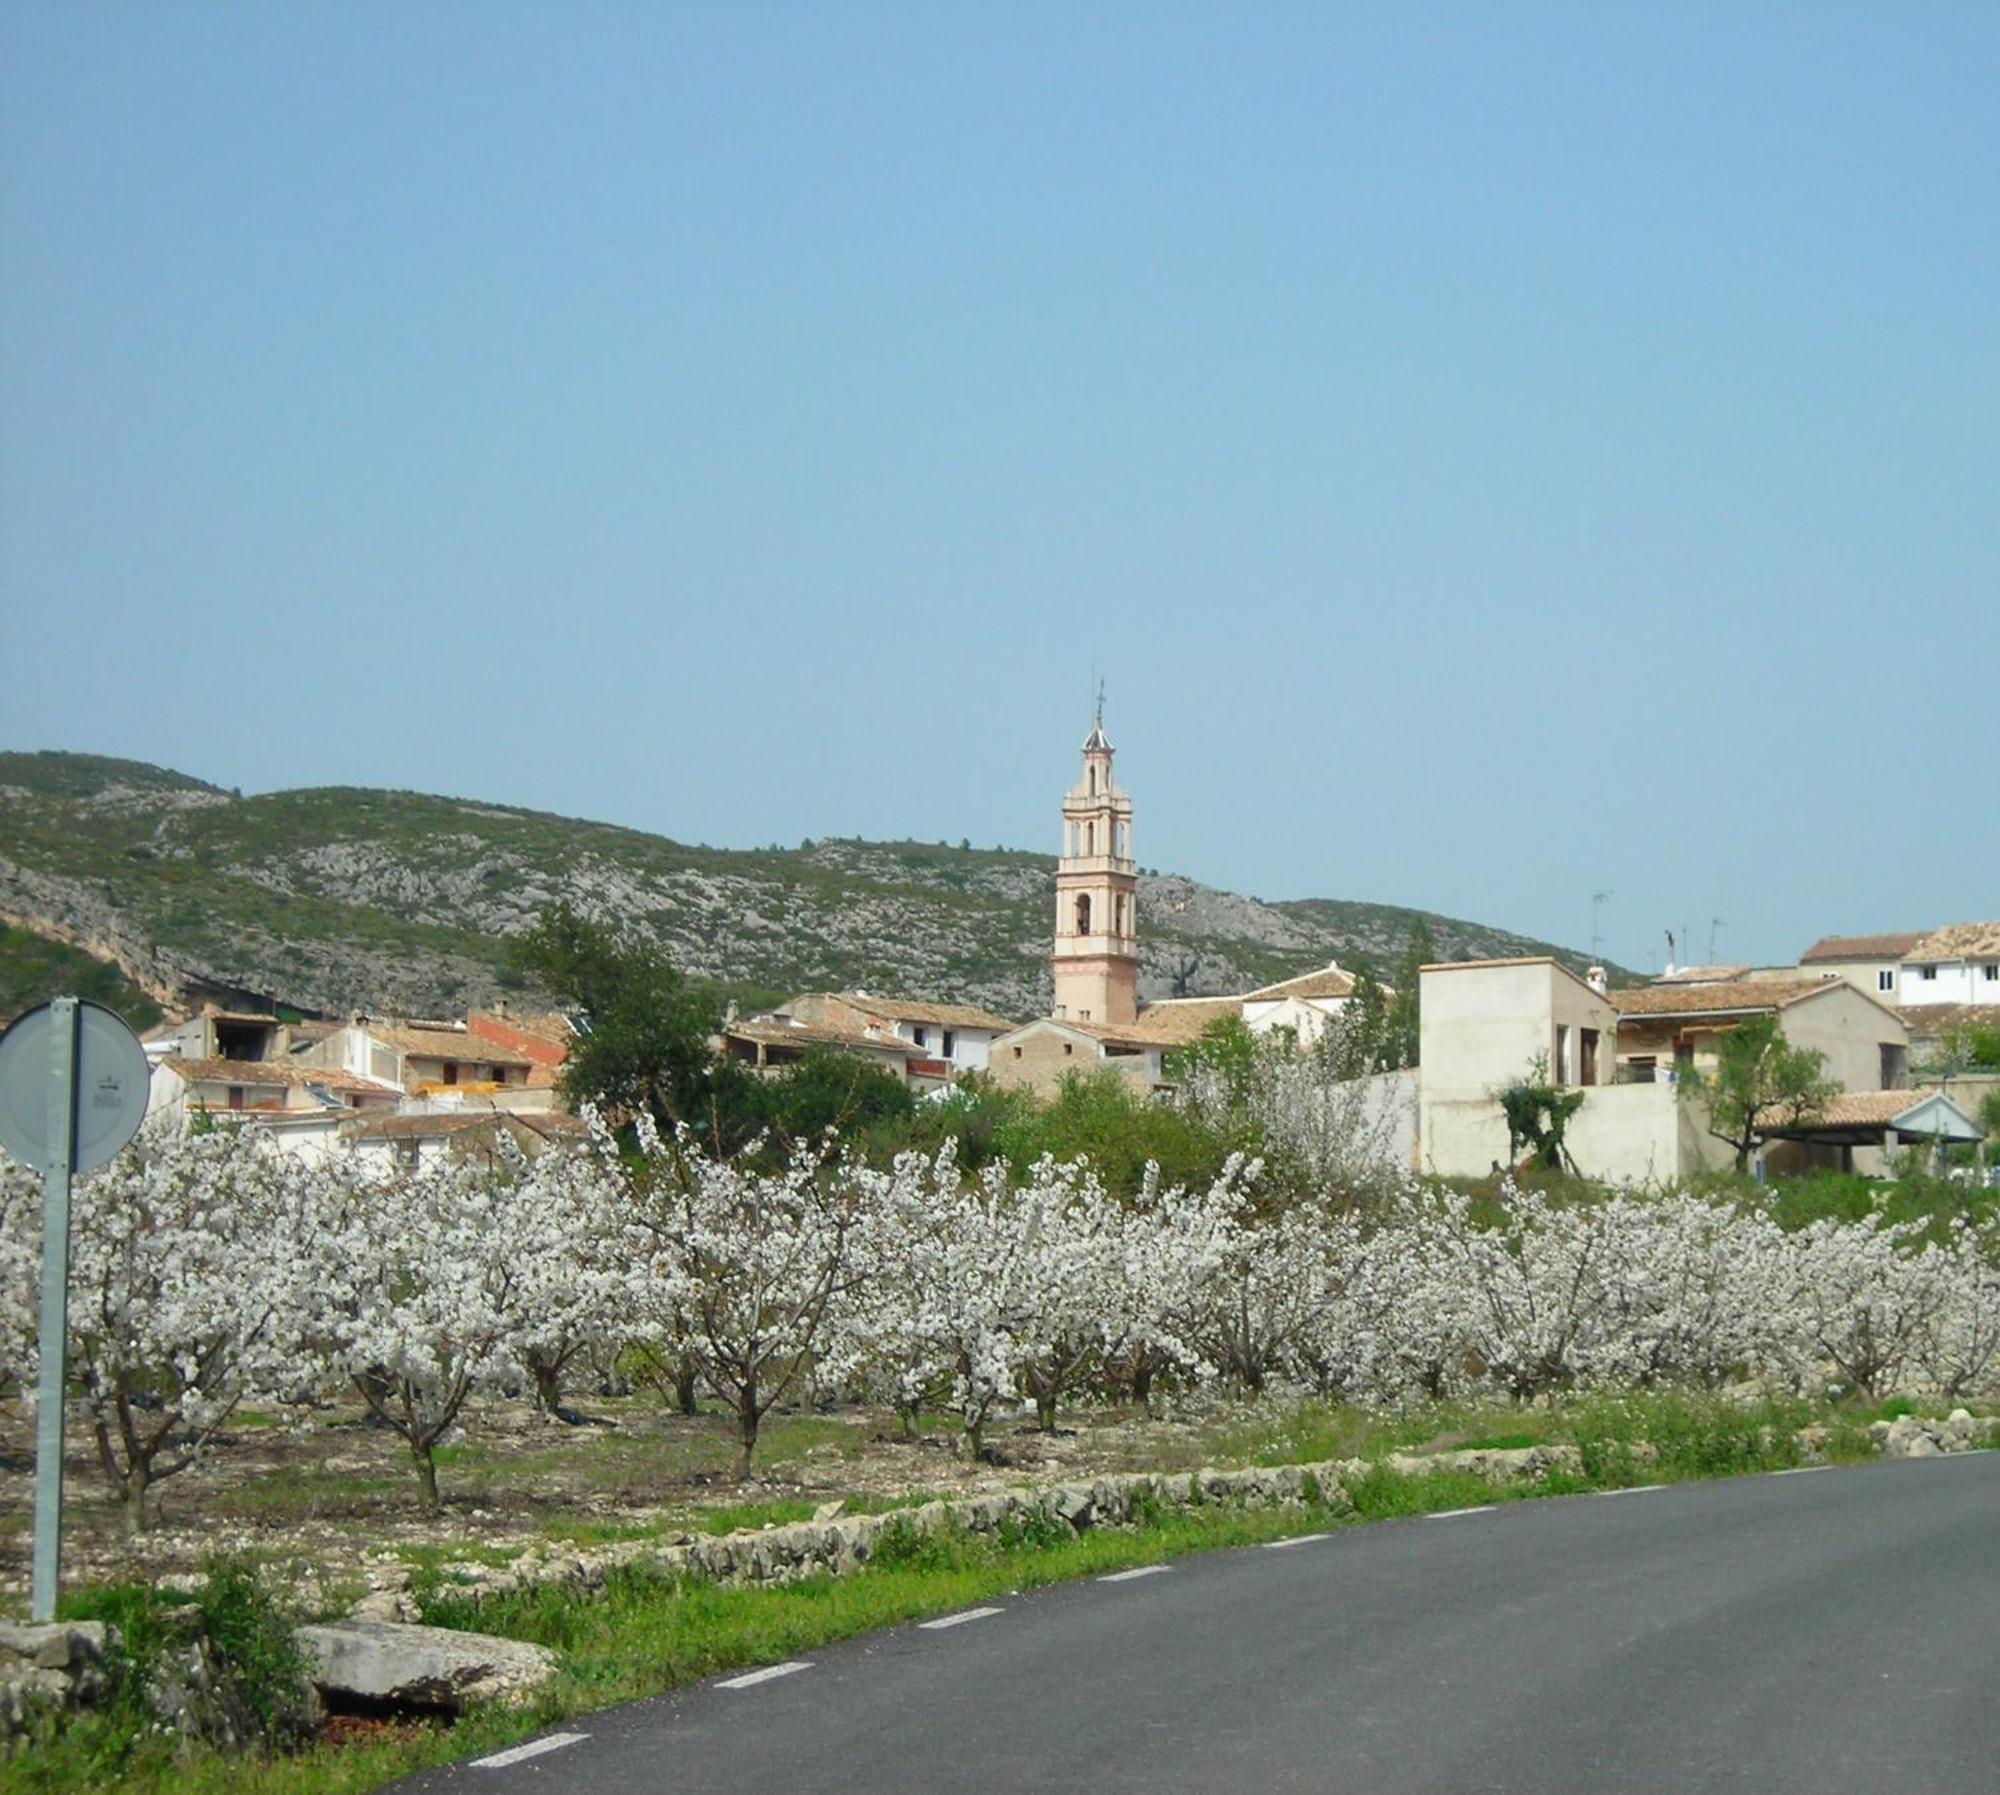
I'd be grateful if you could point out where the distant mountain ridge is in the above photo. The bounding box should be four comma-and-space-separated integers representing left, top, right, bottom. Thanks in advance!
0, 750, 1631, 1023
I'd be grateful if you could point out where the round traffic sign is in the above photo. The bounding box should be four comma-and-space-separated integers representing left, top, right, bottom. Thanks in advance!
0, 1000, 152, 1174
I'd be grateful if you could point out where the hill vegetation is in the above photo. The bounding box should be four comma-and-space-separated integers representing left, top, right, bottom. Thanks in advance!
0, 749, 1629, 1021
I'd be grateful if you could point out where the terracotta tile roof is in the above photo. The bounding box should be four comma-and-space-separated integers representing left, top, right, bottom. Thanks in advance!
1117, 998, 1246, 1047
1608, 980, 1833, 1019
1800, 931, 1925, 964
1800, 1090, 1928, 1128
1906, 922, 2000, 962
165, 1057, 394, 1097
469, 1009, 575, 1045
1245, 964, 1356, 1004
722, 1019, 912, 1057
833, 995, 1018, 1032
1652, 964, 1752, 985
1042, 1019, 1167, 1053
365, 1024, 534, 1069
1896, 1003, 2000, 1037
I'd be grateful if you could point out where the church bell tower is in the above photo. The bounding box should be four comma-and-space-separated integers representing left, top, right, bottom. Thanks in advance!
1052, 699, 1139, 1026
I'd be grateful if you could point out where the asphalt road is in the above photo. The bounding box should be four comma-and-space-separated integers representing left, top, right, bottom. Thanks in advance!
395, 1453, 1999, 1793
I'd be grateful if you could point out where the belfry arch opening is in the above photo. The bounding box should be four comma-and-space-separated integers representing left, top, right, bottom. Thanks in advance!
1075, 893, 1092, 936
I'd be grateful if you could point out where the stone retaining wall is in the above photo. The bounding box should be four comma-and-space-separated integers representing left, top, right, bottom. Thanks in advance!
9, 1410, 1994, 1740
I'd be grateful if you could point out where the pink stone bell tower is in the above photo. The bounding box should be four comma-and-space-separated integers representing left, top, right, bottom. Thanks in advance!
1052, 697, 1139, 1026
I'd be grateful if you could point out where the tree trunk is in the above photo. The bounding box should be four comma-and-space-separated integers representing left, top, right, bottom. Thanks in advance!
734, 1408, 759, 1483
1035, 1389, 1058, 1432
528, 1353, 564, 1417
965, 1417, 984, 1464
122, 1461, 151, 1539
412, 1438, 442, 1511
672, 1360, 700, 1417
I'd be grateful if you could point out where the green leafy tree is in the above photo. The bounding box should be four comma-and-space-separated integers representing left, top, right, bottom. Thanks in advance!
1681, 1012, 1837, 1172
1495, 1055, 1585, 1173
1337, 963, 1391, 1076
1382, 920, 1434, 1069
752, 1047, 916, 1155
507, 904, 753, 1150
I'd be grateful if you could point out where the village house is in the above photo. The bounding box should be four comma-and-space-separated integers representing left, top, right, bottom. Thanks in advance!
1415, 957, 1923, 1183
465, 1002, 573, 1087
1797, 930, 1926, 1000
301, 1018, 540, 1102
1240, 962, 1356, 1046
145, 1055, 400, 1161
774, 992, 1016, 1081
715, 1011, 921, 1081
338, 1107, 590, 1176
1897, 922, 2000, 1007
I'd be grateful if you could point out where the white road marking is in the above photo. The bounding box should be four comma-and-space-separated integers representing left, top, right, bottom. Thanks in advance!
1262, 1532, 1332, 1549
1425, 1505, 1497, 1519
1769, 1465, 1830, 1476
473, 1733, 589, 1769
919, 1606, 1004, 1630
1597, 1484, 1667, 1496
1098, 1564, 1170, 1582
718, 1661, 813, 1689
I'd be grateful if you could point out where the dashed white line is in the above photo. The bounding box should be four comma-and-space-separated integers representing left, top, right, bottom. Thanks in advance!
1262, 1532, 1332, 1549
718, 1661, 813, 1689
1597, 1484, 1667, 1496
919, 1606, 1004, 1630
1769, 1465, 1830, 1477
1098, 1564, 1171, 1582
473, 1733, 589, 1769
1425, 1505, 1497, 1519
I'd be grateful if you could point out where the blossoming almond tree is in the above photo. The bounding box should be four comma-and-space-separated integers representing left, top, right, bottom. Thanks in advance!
628, 1117, 872, 1480
6, 1126, 322, 1534
309, 1151, 550, 1510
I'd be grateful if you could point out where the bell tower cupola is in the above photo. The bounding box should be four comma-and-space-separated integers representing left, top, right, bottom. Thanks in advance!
1052, 695, 1139, 1025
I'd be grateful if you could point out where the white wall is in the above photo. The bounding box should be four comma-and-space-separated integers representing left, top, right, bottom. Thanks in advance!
1899, 959, 2000, 1006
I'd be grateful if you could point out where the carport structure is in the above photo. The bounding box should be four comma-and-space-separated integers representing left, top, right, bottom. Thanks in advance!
1758, 1088, 1984, 1174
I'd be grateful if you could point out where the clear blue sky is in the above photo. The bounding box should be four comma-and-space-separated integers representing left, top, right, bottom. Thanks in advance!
4, 3, 1994, 973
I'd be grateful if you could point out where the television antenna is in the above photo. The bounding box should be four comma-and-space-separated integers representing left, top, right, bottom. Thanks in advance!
1591, 890, 1612, 962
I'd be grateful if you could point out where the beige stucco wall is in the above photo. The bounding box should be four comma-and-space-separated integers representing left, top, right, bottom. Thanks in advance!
987, 1028, 1159, 1102
1419, 1081, 1722, 1183
1780, 985, 1909, 1093
1420, 961, 1617, 1101
1798, 959, 1899, 1002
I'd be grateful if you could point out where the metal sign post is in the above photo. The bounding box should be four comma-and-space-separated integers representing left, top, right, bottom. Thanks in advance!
32, 999, 79, 1623
0, 997, 150, 1624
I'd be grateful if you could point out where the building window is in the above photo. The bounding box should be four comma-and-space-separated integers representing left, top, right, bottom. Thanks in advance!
1063, 1042, 1074, 1055
1012, 1046, 1022, 1060
1075, 893, 1092, 935
941, 1030, 955, 1059
1877, 969, 1895, 992
226, 1086, 244, 1111
1985, 964, 1998, 982
1880, 1044, 1908, 1090
1920, 965, 1937, 981
443, 1061, 459, 1085
911, 1026, 928, 1049
1579, 1028, 1599, 1087
1553, 1025, 1569, 1087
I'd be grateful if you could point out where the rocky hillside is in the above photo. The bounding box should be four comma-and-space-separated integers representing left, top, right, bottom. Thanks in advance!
0, 751, 1626, 1022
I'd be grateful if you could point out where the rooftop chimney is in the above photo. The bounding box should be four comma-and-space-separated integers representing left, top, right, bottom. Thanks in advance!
1587, 966, 1608, 995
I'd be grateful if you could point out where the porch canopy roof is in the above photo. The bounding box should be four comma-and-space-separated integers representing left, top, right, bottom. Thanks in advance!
1758, 1088, 1984, 1148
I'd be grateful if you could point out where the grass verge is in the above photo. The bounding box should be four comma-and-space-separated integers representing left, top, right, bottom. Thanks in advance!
7, 1391, 1935, 1795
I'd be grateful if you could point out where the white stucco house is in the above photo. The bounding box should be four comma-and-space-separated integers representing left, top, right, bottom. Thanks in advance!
1898, 923, 2000, 1007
